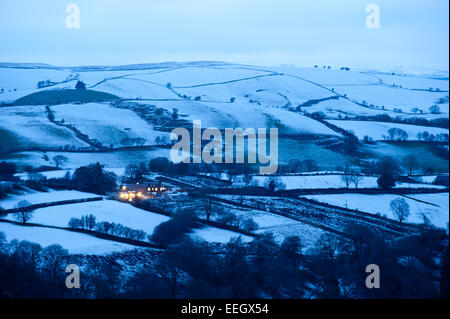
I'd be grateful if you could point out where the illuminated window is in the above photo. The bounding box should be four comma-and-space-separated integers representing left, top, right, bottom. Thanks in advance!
122, 185, 126, 190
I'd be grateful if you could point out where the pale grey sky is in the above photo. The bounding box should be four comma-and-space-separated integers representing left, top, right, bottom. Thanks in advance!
0, 0, 448, 69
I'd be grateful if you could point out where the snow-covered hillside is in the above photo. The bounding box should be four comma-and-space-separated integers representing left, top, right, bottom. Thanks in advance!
1, 61, 447, 119
51, 103, 170, 147
0, 105, 89, 149
328, 120, 449, 141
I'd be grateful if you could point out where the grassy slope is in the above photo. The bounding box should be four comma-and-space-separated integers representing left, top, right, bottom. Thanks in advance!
0, 127, 22, 151
365, 141, 449, 173
12, 89, 120, 106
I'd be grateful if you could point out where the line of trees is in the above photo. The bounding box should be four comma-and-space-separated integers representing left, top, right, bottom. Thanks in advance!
68, 214, 147, 241
1, 223, 447, 298
383, 127, 408, 141
339, 113, 449, 129
417, 131, 449, 143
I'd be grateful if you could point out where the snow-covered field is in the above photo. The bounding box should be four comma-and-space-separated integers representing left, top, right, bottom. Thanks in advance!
122, 66, 271, 87
51, 103, 169, 147
412, 175, 443, 184
0, 222, 135, 255
1, 63, 448, 158
1, 63, 448, 120
135, 99, 339, 136
369, 72, 449, 91
328, 120, 449, 141
0, 105, 89, 149
231, 208, 325, 248
249, 174, 445, 190
329, 84, 448, 115
0, 62, 448, 251
191, 226, 253, 244
0, 190, 100, 210
0, 67, 72, 103
3, 199, 170, 235
1, 191, 251, 245
173, 73, 332, 107
303, 193, 449, 228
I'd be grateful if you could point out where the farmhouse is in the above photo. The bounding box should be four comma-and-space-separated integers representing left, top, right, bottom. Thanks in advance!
118, 182, 168, 201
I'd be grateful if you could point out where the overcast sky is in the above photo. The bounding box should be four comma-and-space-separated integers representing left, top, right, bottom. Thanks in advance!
0, 0, 448, 69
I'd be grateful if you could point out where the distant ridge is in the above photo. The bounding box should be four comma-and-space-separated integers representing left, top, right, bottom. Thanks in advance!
0, 61, 235, 72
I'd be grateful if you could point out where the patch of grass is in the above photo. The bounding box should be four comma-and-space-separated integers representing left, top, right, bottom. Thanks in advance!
0, 128, 22, 152
12, 89, 120, 106
365, 141, 449, 173
278, 138, 350, 169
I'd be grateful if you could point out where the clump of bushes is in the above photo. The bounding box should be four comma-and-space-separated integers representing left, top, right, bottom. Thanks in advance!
150, 209, 197, 246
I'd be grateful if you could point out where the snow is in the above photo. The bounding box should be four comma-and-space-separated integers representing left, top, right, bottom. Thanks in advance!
273, 66, 380, 86
15, 169, 74, 180
51, 103, 170, 147
329, 84, 448, 115
412, 175, 441, 184
248, 174, 444, 190
302, 193, 449, 228
173, 73, 333, 107
368, 72, 449, 91
0, 222, 135, 255
3, 199, 170, 235
302, 98, 386, 118
0, 190, 100, 210
0, 105, 89, 148
141, 99, 339, 136
0, 67, 72, 103
123, 66, 271, 87
92, 78, 179, 99
231, 208, 325, 248
328, 120, 449, 141
190, 226, 253, 244
1, 63, 448, 121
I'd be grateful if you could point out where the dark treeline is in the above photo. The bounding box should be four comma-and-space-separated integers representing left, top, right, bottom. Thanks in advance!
0, 224, 448, 299
340, 114, 449, 129
42, 162, 117, 195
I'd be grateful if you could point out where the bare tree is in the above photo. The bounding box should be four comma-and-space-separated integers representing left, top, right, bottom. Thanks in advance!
264, 176, 285, 192
403, 155, 418, 176
13, 200, 34, 224
204, 199, 213, 221
53, 155, 68, 168
350, 174, 364, 188
383, 127, 408, 141
243, 171, 253, 186
390, 198, 410, 223
83, 214, 97, 230
341, 164, 353, 188
40, 244, 69, 280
